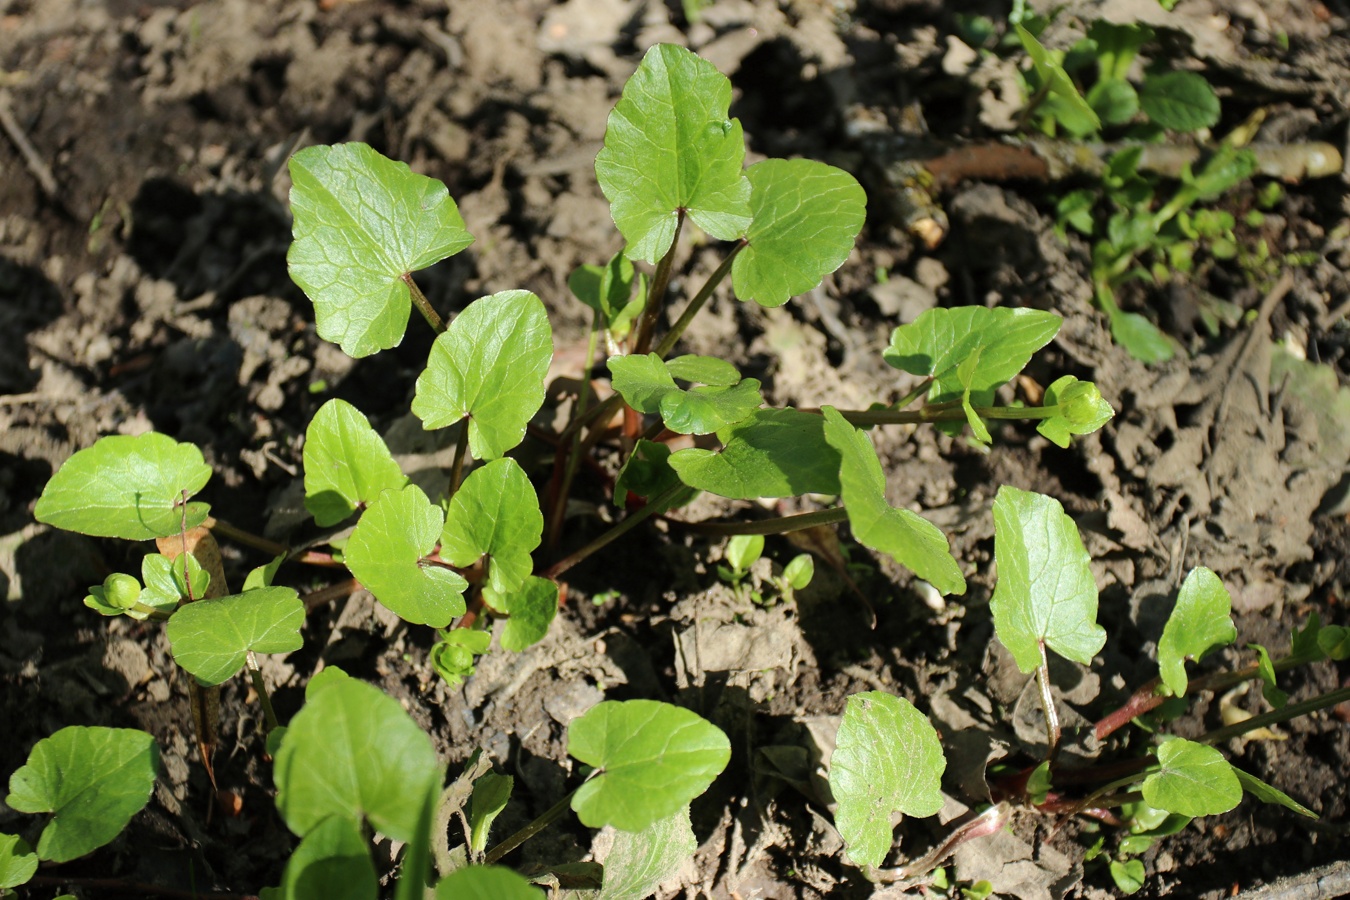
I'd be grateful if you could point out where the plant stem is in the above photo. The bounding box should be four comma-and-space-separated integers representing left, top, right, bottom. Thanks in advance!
482, 787, 578, 865
301, 577, 361, 612
448, 422, 471, 497
404, 273, 445, 334
1036, 641, 1062, 765
1198, 685, 1350, 747
245, 651, 280, 733
893, 376, 935, 411
543, 484, 688, 580
632, 212, 685, 355
669, 506, 849, 536
653, 241, 744, 358
205, 517, 288, 557
821, 403, 1051, 427
879, 802, 1010, 886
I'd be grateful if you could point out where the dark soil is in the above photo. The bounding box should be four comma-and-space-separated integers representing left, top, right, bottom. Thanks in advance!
2, 1, 1348, 898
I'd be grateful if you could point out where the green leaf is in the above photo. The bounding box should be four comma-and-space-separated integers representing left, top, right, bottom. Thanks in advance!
990, 486, 1106, 672
821, 407, 965, 595
595, 43, 751, 263
274, 677, 443, 842
1036, 376, 1115, 448
0, 834, 37, 890
731, 159, 866, 308
412, 290, 553, 460
1319, 625, 1350, 660
84, 573, 143, 617
568, 700, 731, 832
613, 439, 683, 502
783, 554, 814, 590
1141, 738, 1241, 817
1249, 643, 1288, 708
1087, 79, 1139, 127
1138, 72, 1220, 132
468, 774, 513, 853
304, 399, 408, 527
269, 816, 378, 900
138, 552, 209, 618
34, 433, 211, 540
1157, 567, 1236, 696
434, 866, 542, 900
829, 691, 945, 868
1109, 858, 1146, 894
608, 353, 762, 435
499, 576, 559, 652
345, 485, 467, 627
6, 727, 158, 863
243, 554, 286, 592
592, 806, 697, 900
664, 354, 741, 386
668, 408, 841, 499
883, 307, 1061, 408
440, 459, 542, 608
1232, 767, 1316, 818
725, 534, 763, 574
1109, 309, 1176, 363
570, 252, 637, 324
287, 142, 474, 358
166, 586, 305, 686
1016, 24, 1101, 136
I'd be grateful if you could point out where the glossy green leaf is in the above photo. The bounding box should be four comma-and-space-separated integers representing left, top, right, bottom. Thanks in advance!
1016, 24, 1101, 136
138, 552, 209, 618
6, 727, 158, 863
668, 408, 841, 499
829, 691, 945, 868
304, 399, 408, 527
1109, 858, 1146, 895
821, 407, 965, 595
664, 354, 741, 386
440, 459, 541, 608
468, 774, 513, 853
345, 485, 467, 627
269, 815, 378, 900
569, 252, 643, 338
287, 142, 473, 358
1036, 376, 1115, 448
725, 534, 763, 573
1141, 738, 1241, 817
592, 806, 697, 900
274, 677, 443, 841
1232, 767, 1316, 818
883, 307, 1061, 408
731, 159, 866, 307
0, 833, 37, 889
243, 554, 286, 592
1249, 643, 1288, 708
1158, 567, 1236, 696
1139, 71, 1220, 132
568, 700, 731, 832
412, 290, 553, 460
595, 43, 751, 263
1109, 309, 1176, 363
34, 433, 211, 540
990, 486, 1106, 672
166, 586, 305, 686
434, 866, 542, 900
608, 353, 762, 435
499, 576, 558, 652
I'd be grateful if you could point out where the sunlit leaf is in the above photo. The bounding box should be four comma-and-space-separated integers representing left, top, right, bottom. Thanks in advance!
1141, 739, 1240, 817
167, 587, 305, 686
668, 408, 841, 499
609, 353, 762, 435
304, 399, 408, 527
440, 458, 542, 608
1157, 567, 1236, 696
499, 576, 558, 652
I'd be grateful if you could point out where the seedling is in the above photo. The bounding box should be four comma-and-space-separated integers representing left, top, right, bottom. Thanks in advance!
24, 43, 1127, 894
716, 534, 814, 605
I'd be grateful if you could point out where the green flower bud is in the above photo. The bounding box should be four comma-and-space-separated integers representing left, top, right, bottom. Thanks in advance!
103, 573, 142, 610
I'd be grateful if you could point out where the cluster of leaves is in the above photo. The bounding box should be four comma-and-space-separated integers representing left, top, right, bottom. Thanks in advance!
39, 37, 1338, 899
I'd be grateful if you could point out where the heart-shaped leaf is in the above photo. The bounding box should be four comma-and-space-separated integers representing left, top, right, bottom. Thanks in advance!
731, 159, 866, 307
568, 700, 730, 832
34, 433, 211, 540
829, 691, 945, 868
266, 815, 378, 900
991, 486, 1106, 672
595, 43, 751, 263
592, 806, 697, 900
1141, 739, 1241, 817
440, 458, 542, 608
345, 485, 467, 627
0, 833, 37, 890
6, 727, 158, 863
499, 576, 559, 652
434, 866, 542, 900
304, 399, 408, 527
669, 408, 841, 499
821, 407, 965, 595
287, 142, 474, 358
166, 586, 305, 686
1158, 567, 1236, 696
412, 290, 553, 460
609, 353, 761, 435
274, 677, 443, 842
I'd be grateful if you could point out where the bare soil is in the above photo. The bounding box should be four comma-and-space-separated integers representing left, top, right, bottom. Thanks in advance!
1, 1, 1348, 898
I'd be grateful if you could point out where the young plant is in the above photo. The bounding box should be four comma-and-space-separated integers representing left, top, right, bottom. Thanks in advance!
26, 43, 1120, 894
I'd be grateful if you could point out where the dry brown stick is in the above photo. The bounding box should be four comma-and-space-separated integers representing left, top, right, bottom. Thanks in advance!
0, 89, 58, 198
